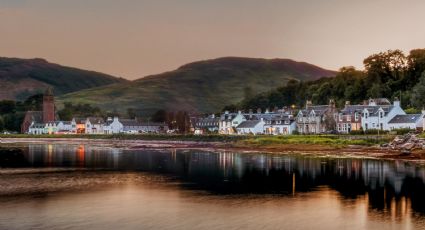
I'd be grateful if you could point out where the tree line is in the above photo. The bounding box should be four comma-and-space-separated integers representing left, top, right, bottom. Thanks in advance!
224, 49, 425, 111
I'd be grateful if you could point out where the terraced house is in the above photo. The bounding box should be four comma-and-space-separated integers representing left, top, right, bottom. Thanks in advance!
361, 98, 405, 131
296, 100, 337, 134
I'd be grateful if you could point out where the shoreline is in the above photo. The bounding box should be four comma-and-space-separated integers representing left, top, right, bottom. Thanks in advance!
1, 137, 424, 162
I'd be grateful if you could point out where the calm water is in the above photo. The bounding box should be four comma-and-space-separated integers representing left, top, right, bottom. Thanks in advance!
1, 142, 425, 230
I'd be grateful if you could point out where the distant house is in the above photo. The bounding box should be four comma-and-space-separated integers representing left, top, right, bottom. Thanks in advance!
296, 100, 337, 134
361, 98, 405, 131
263, 115, 296, 135
193, 114, 220, 134
388, 114, 424, 131
236, 119, 265, 135
336, 102, 366, 134
28, 123, 46, 135
104, 117, 123, 134
122, 119, 168, 134
85, 117, 105, 134
219, 111, 246, 134
103, 117, 168, 134
71, 118, 87, 134
27, 121, 64, 135
56, 121, 73, 134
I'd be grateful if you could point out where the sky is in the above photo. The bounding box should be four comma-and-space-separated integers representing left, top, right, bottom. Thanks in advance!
1, 0, 425, 80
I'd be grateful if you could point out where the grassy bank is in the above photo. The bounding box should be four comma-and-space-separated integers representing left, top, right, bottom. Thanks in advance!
238, 135, 392, 148
0, 134, 393, 147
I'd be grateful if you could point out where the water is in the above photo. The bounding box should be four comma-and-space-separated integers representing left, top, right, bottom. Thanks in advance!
1, 142, 425, 230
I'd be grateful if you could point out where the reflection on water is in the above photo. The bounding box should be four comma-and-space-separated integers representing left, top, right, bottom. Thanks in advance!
1, 143, 425, 230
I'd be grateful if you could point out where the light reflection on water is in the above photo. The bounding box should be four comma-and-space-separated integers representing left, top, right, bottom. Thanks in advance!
1, 143, 425, 230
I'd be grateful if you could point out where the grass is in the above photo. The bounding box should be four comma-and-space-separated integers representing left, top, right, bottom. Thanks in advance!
0, 134, 393, 147
239, 135, 392, 147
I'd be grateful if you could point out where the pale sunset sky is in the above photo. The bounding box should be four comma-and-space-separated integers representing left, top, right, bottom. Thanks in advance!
1, 0, 424, 80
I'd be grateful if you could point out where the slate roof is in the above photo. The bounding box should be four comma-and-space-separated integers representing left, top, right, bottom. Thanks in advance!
363, 106, 394, 117
25, 111, 43, 123
87, 117, 104, 124
237, 120, 261, 128
299, 105, 330, 117
388, 114, 423, 124
340, 105, 369, 115
30, 123, 45, 128
119, 119, 141, 127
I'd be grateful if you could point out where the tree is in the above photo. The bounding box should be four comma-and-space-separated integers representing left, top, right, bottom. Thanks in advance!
411, 71, 425, 108
151, 109, 167, 122
127, 108, 137, 119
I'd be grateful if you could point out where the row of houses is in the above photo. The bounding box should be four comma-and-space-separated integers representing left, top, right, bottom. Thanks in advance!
191, 98, 425, 135
28, 117, 168, 135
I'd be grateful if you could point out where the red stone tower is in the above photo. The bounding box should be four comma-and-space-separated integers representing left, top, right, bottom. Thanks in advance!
43, 87, 55, 123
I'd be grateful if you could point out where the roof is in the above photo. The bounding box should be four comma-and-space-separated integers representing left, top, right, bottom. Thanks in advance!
237, 120, 261, 128
340, 105, 369, 115
119, 119, 140, 126
363, 106, 394, 116
388, 114, 423, 124
30, 123, 45, 128
87, 117, 104, 124
24, 111, 43, 123
299, 105, 330, 116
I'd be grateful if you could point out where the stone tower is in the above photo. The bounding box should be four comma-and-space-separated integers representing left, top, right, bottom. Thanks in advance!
43, 87, 55, 123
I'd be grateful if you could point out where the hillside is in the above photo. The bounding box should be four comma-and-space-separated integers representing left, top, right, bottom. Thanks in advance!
59, 57, 336, 115
231, 49, 425, 112
0, 57, 127, 100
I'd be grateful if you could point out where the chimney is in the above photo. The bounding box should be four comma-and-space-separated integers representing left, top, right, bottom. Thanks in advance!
225, 110, 229, 115
368, 98, 376, 106
345, 101, 350, 107
107, 117, 113, 121
238, 110, 242, 115
306, 100, 312, 109
265, 108, 269, 114
257, 108, 262, 114
329, 99, 335, 108
393, 97, 400, 107
422, 109, 425, 115
211, 114, 215, 118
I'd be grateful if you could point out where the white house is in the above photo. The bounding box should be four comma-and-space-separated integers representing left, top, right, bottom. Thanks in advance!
28, 122, 46, 135
361, 99, 405, 131
236, 119, 265, 135
219, 111, 246, 134
263, 115, 296, 135
55, 121, 74, 134
388, 114, 424, 131
103, 117, 168, 134
85, 117, 105, 134
104, 117, 123, 134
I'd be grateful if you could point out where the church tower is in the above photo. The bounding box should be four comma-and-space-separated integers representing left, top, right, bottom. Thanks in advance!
43, 87, 55, 123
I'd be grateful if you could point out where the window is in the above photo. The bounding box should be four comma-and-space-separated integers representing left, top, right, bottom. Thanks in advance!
347, 115, 351, 122
354, 113, 358, 121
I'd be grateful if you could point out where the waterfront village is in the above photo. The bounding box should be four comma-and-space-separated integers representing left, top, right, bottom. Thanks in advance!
19, 88, 425, 136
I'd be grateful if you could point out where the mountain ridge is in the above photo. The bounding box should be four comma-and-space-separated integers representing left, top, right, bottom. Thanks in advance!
0, 57, 127, 100
58, 57, 336, 115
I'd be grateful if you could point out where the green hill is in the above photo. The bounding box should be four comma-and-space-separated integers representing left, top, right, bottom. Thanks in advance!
0, 57, 127, 100
58, 57, 335, 115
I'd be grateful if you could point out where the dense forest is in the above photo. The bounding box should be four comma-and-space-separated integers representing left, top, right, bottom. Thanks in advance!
224, 49, 425, 112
